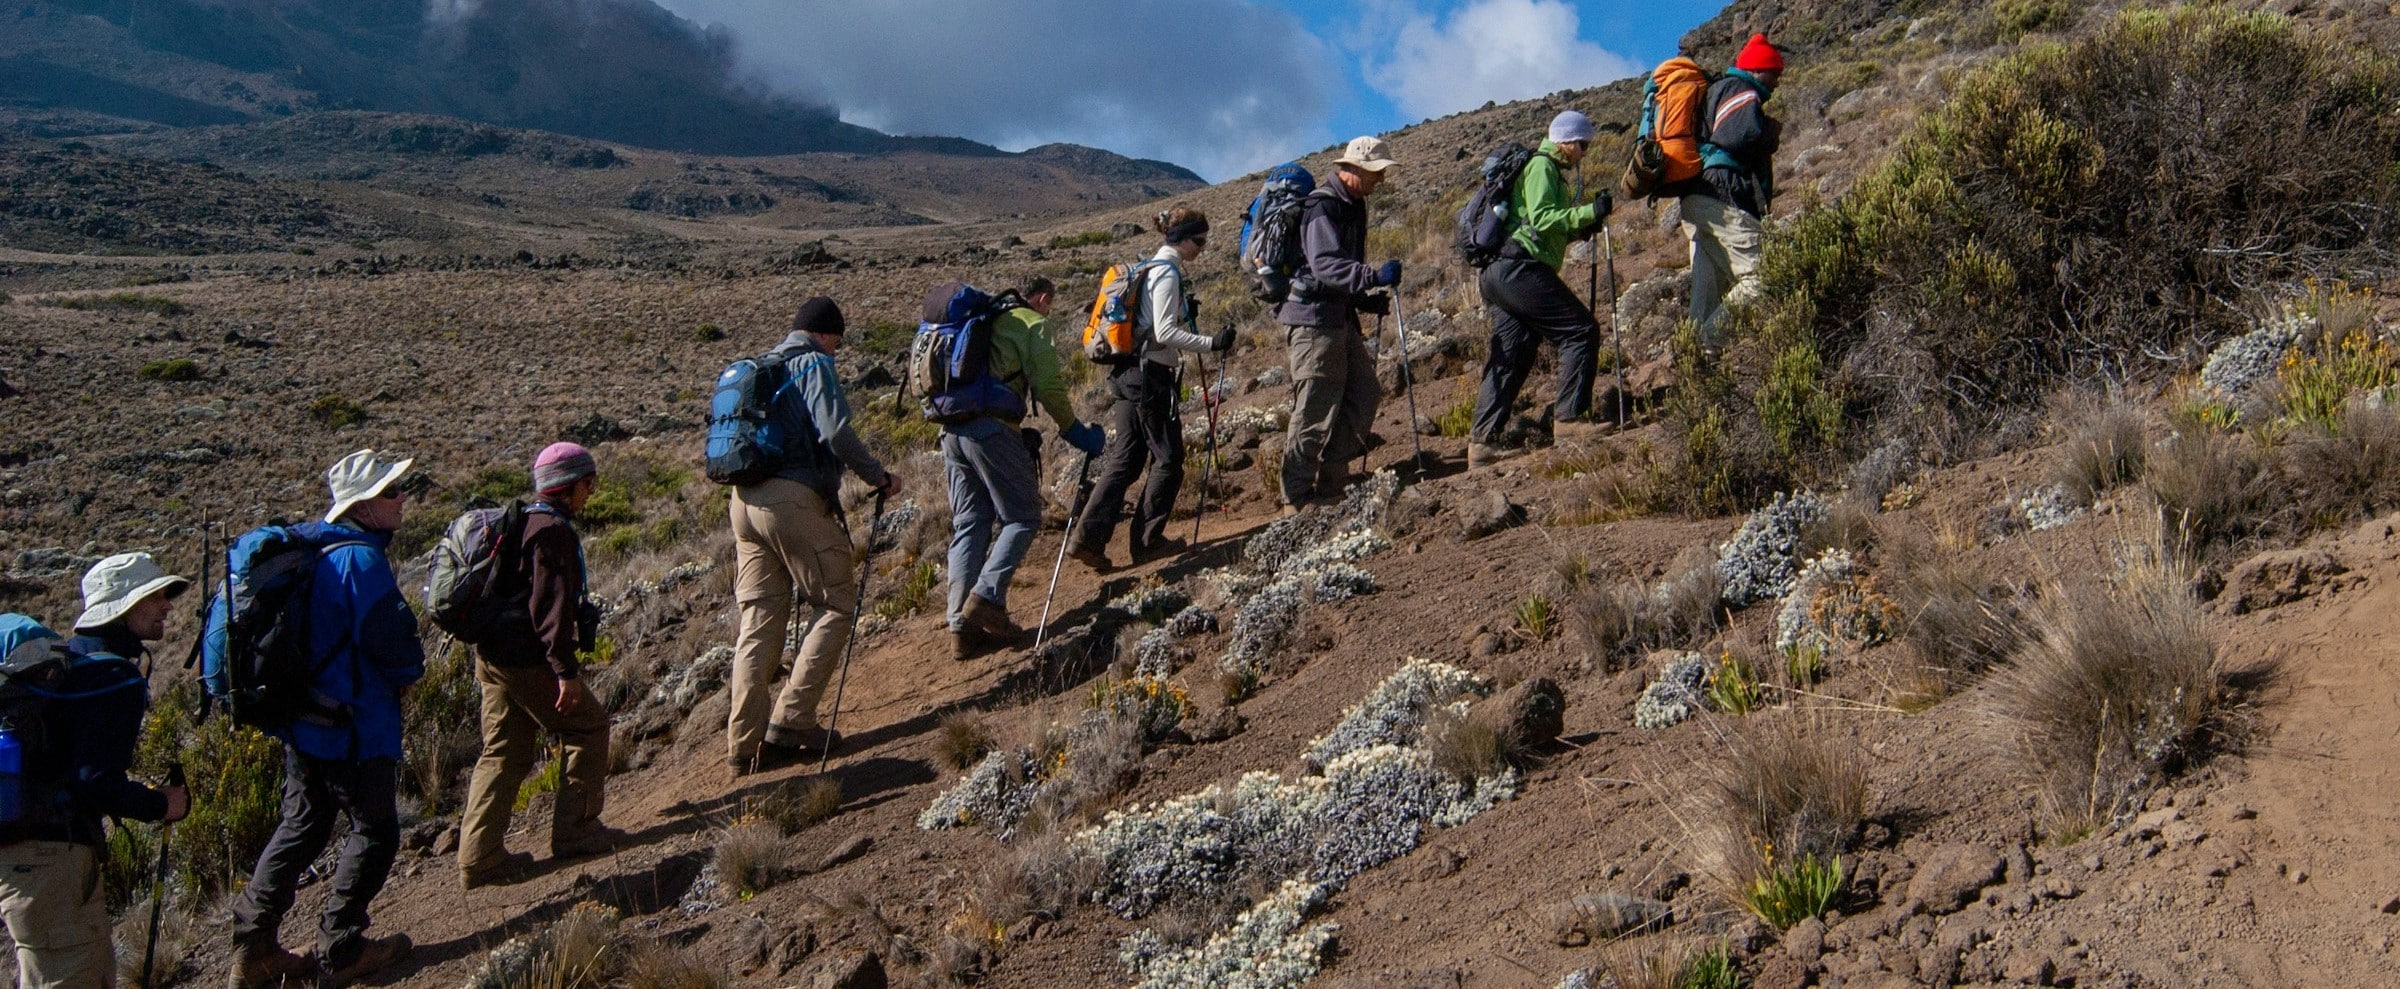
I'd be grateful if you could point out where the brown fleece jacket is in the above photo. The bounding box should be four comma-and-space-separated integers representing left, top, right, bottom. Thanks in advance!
475, 505, 587, 680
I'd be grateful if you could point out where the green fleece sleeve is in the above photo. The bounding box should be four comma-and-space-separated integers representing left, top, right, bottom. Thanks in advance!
1017, 312, 1077, 428
1510, 145, 1598, 270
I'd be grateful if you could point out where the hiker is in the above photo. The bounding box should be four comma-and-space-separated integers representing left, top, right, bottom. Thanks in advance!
943, 277, 1106, 659
0, 557, 190, 989
726, 297, 902, 775
1275, 136, 1402, 514
1468, 110, 1614, 468
456, 442, 623, 889
1067, 206, 1237, 570
1679, 33, 1783, 343
229, 449, 424, 988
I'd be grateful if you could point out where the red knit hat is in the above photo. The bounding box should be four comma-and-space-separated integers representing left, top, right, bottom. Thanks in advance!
1735, 34, 1784, 72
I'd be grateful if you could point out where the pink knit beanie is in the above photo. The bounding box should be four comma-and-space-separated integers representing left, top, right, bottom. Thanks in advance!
533, 442, 597, 494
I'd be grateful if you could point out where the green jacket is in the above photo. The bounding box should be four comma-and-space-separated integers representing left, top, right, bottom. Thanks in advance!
1507, 139, 1600, 271
991, 306, 1076, 428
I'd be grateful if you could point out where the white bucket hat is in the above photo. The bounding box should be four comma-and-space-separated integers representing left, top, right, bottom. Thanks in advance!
76, 552, 189, 631
324, 448, 414, 524
1333, 135, 1398, 173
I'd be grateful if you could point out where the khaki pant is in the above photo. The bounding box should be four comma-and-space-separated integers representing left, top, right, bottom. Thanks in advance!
1681, 193, 1765, 345
0, 841, 112, 989
1279, 323, 1379, 506
728, 478, 857, 764
458, 660, 612, 874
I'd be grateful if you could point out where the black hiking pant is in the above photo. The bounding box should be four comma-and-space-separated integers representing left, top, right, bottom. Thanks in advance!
228, 751, 401, 969
1473, 248, 1600, 445
1074, 360, 1184, 559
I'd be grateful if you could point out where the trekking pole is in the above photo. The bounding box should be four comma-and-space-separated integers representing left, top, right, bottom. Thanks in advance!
1034, 454, 1097, 655
1191, 328, 1225, 545
1602, 224, 1628, 426
818, 491, 886, 776
1388, 292, 1427, 479
139, 762, 185, 989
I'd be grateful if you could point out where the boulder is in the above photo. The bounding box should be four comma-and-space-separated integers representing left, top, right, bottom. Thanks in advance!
1473, 676, 1565, 752
2217, 548, 2349, 614
800, 949, 885, 989
1905, 845, 2005, 915
1782, 915, 1828, 961
1551, 891, 1672, 945
1459, 490, 1526, 540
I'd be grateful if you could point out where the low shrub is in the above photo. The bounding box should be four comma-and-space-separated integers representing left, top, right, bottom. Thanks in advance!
873, 559, 941, 619
138, 358, 201, 382
306, 392, 368, 429
1432, 398, 1473, 438
131, 682, 284, 898
51, 292, 187, 316
1977, 545, 2226, 838
937, 713, 997, 772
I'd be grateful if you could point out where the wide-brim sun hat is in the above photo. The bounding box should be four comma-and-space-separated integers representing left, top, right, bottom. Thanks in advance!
75, 551, 189, 631
324, 447, 415, 524
1333, 135, 1398, 173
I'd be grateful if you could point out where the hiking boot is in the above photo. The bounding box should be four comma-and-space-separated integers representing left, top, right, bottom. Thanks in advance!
1132, 537, 1188, 564
1067, 544, 1113, 573
765, 725, 842, 758
1554, 417, 1611, 441
460, 850, 536, 890
317, 934, 410, 989
951, 627, 991, 661
227, 944, 310, 989
959, 594, 1024, 638
1467, 443, 1523, 469
551, 826, 630, 859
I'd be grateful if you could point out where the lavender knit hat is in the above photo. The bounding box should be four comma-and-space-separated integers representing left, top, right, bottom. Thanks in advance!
533, 442, 597, 495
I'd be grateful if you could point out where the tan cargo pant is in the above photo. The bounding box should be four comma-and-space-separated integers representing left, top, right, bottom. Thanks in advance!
1279, 323, 1379, 507
0, 841, 112, 988
458, 659, 612, 874
728, 478, 858, 765
1681, 192, 1765, 345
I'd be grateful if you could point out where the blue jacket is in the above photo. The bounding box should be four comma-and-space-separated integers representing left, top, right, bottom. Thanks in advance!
762, 332, 890, 499
283, 523, 423, 762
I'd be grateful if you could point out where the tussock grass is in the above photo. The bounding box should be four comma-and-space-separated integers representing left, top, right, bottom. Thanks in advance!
711, 817, 794, 896
1884, 525, 2025, 686
622, 941, 728, 989
936, 713, 996, 772
2285, 402, 2400, 529
1425, 707, 1511, 784
1594, 938, 1741, 989
1976, 536, 2229, 838
2142, 429, 2280, 563
2051, 390, 2148, 504
1567, 546, 1724, 674
1682, 716, 1867, 927
745, 776, 843, 834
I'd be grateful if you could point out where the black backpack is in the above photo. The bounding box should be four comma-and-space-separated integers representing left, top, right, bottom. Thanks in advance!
1239, 162, 1318, 304
199, 525, 361, 730
0, 614, 143, 829
1454, 143, 1537, 267
423, 502, 536, 645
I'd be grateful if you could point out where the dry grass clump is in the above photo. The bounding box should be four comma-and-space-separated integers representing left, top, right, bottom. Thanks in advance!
466, 902, 622, 989
1593, 937, 1742, 989
1567, 546, 1725, 673
1425, 707, 1512, 784
711, 817, 795, 896
2284, 401, 2400, 528
1882, 525, 2025, 686
1976, 543, 2227, 839
2141, 429, 2281, 562
2051, 389, 2148, 504
1683, 716, 1868, 914
1801, 494, 1879, 557
936, 713, 996, 772
744, 777, 843, 834
622, 941, 730, 989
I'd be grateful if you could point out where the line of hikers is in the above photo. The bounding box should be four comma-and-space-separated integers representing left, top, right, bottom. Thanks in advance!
0, 33, 1783, 989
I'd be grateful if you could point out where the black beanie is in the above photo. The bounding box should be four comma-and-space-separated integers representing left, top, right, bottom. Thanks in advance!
792, 296, 845, 335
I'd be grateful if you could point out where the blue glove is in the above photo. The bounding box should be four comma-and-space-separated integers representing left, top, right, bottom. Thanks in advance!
1376, 260, 1403, 287
1064, 421, 1106, 456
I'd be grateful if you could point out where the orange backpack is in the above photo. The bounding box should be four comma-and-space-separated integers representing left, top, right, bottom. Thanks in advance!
1621, 57, 1712, 199
1081, 259, 1166, 365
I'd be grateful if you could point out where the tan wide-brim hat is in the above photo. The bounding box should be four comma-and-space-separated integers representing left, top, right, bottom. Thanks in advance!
324, 448, 415, 524
1334, 135, 1399, 173
75, 551, 189, 631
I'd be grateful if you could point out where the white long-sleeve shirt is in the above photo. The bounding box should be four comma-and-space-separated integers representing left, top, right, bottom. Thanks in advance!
1136, 245, 1218, 367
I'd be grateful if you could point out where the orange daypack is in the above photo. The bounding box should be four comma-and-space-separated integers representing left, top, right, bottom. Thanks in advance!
1081, 259, 1165, 365
1622, 57, 1712, 199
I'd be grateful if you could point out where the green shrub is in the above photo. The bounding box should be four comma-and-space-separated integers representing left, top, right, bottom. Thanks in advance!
131, 683, 284, 898
851, 320, 913, 362
1432, 398, 1474, 438
463, 465, 533, 505
403, 642, 482, 811
1992, 0, 2072, 40
873, 559, 940, 619
306, 393, 367, 428
1741, 853, 1845, 929
138, 358, 201, 382
693, 322, 726, 342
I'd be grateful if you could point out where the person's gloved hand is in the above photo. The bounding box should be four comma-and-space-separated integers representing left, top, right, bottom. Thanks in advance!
1592, 188, 1614, 219
1212, 327, 1238, 353
1355, 293, 1391, 316
1064, 421, 1106, 456
1187, 295, 1203, 321
1376, 260, 1404, 287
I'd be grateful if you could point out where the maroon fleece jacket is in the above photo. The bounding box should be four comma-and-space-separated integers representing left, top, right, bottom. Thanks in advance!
476, 506, 587, 680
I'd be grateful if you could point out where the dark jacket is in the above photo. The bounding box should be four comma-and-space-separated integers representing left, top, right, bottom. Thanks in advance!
284, 523, 424, 763
1693, 69, 1779, 218
759, 332, 890, 499
30, 628, 170, 846
1274, 180, 1381, 329
474, 504, 587, 681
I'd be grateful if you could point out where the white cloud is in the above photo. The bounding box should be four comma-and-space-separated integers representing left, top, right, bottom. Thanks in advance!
1364, 0, 1642, 121
652, 0, 1342, 181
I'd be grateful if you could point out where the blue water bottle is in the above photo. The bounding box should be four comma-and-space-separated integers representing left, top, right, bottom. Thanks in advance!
0, 727, 23, 825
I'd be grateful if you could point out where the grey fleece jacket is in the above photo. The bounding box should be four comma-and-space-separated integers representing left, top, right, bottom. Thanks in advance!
763, 331, 890, 497
1273, 180, 1380, 329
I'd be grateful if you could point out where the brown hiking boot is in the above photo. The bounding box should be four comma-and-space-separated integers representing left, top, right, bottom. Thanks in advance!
959, 594, 1024, 638
460, 850, 536, 890
1467, 443, 1523, 469
951, 626, 995, 661
317, 934, 410, 989
551, 826, 631, 859
1132, 537, 1188, 564
1067, 544, 1113, 573
227, 944, 310, 989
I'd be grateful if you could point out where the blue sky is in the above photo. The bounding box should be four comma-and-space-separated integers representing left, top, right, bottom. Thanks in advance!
658, 0, 1722, 180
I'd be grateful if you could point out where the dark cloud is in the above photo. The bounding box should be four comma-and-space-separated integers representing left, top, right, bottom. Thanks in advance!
655, 0, 1343, 179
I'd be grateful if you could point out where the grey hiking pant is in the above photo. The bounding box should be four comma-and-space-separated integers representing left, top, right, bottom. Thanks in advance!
229, 751, 400, 969
1280, 321, 1379, 506
943, 416, 1044, 628
1473, 249, 1600, 445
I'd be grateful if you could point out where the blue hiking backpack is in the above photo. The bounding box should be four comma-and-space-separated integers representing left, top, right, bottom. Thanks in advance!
1454, 143, 1537, 268
1239, 162, 1317, 304
0, 614, 144, 827
705, 351, 806, 486
201, 525, 360, 731
908, 281, 1028, 425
